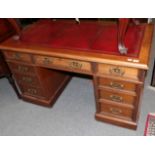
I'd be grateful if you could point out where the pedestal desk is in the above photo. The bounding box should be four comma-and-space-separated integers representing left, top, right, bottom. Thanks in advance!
0, 20, 153, 129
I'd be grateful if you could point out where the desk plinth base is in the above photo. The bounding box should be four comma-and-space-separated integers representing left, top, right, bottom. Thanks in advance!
95, 113, 137, 130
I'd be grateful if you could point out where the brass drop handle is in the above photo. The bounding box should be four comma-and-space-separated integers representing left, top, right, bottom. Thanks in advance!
27, 88, 37, 95
13, 53, 21, 59
18, 66, 28, 72
109, 66, 125, 76
110, 82, 124, 89
22, 77, 32, 83
110, 107, 122, 115
69, 61, 83, 69
110, 95, 123, 102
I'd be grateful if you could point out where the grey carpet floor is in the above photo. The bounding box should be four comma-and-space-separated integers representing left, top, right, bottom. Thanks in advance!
0, 28, 155, 136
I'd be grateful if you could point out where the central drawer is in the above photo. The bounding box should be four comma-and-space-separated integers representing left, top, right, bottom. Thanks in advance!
98, 89, 136, 106
34, 55, 92, 73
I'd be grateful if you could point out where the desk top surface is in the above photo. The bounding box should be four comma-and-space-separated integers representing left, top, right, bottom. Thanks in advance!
0, 20, 154, 69
20, 20, 144, 58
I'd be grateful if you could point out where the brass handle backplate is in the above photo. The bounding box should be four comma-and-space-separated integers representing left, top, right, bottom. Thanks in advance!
109, 66, 125, 76
110, 107, 122, 115
69, 61, 83, 69
43, 57, 53, 65
110, 82, 124, 89
22, 77, 32, 83
13, 53, 21, 59
110, 95, 123, 102
27, 88, 37, 95
18, 66, 28, 73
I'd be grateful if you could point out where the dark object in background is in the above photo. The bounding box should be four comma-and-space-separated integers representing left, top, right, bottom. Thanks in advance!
0, 19, 21, 98
151, 60, 155, 87
0, 53, 21, 98
19, 18, 148, 25
0, 19, 16, 42
19, 18, 40, 27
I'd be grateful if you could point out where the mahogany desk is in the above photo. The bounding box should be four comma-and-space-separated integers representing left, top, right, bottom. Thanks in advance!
0, 20, 153, 129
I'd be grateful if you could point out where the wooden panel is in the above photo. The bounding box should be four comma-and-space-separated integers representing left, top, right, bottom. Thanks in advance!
100, 101, 134, 119
98, 63, 139, 80
34, 55, 92, 73
8, 62, 35, 74
4, 51, 32, 63
99, 89, 136, 106
98, 77, 137, 92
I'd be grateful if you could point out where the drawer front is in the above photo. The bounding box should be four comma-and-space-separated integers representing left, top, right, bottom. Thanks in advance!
13, 73, 40, 86
99, 89, 136, 105
98, 77, 137, 92
98, 64, 139, 80
34, 55, 91, 73
100, 101, 133, 119
4, 51, 32, 63
8, 62, 35, 74
19, 85, 45, 99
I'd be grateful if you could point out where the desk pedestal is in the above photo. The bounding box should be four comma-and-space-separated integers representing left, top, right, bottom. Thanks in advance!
7, 60, 70, 107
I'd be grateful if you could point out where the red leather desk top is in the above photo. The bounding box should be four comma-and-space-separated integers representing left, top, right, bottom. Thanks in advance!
20, 20, 145, 58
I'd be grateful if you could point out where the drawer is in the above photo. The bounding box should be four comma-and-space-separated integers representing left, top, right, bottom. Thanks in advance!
98, 89, 136, 106
4, 51, 32, 63
98, 64, 139, 80
13, 73, 40, 86
19, 85, 46, 99
8, 62, 35, 74
100, 101, 134, 119
34, 55, 91, 73
98, 77, 137, 92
